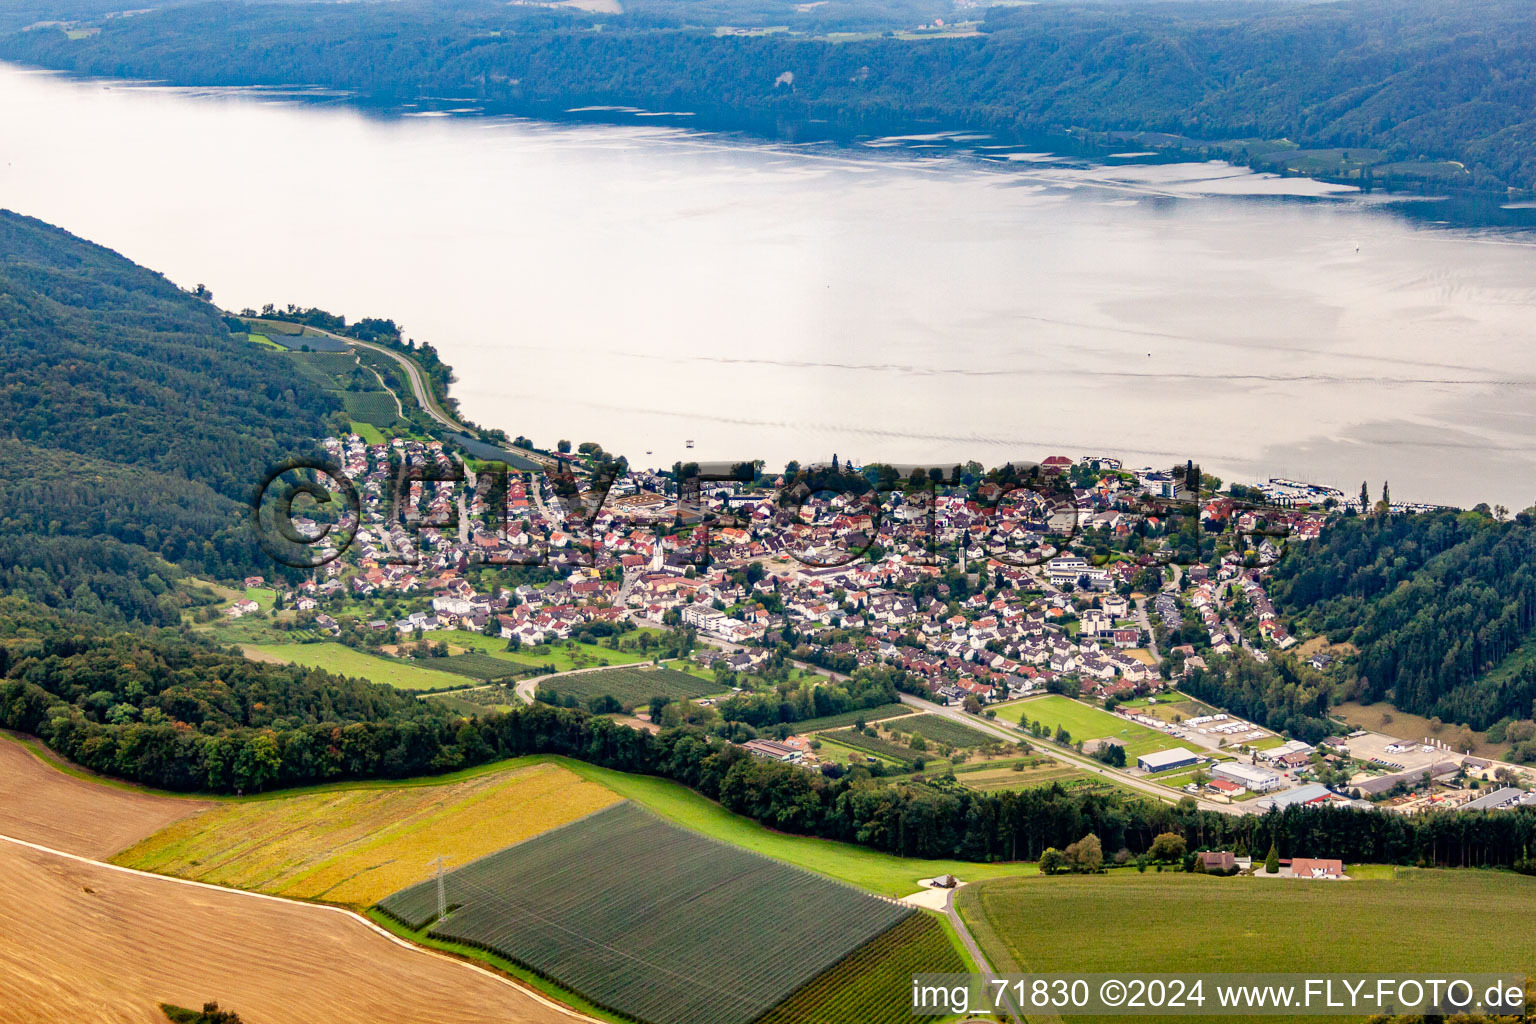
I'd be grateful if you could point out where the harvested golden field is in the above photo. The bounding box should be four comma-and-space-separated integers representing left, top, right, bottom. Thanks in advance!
0, 733, 209, 858
0, 838, 580, 1024
117, 760, 621, 906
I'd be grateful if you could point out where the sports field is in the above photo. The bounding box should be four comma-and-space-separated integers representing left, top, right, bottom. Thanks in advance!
0, 839, 572, 1024
242, 642, 470, 690
993, 695, 1177, 758
379, 802, 914, 1024
115, 762, 620, 907
959, 871, 1536, 1024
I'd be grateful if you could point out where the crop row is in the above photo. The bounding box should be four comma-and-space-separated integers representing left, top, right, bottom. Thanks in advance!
755, 913, 967, 1024
786, 703, 913, 734
377, 801, 913, 1024
538, 665, 720, 710
888, 714, 996, 749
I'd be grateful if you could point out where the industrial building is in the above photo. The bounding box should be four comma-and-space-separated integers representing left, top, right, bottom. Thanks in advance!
1211, 761, 1284, 793
1137, 748, 1201, 773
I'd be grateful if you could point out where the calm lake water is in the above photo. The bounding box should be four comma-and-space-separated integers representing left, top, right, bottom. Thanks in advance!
4, 63, 1536, 508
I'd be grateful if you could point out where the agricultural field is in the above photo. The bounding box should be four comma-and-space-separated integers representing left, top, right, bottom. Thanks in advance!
553, 758, 1031, 896
0, 734, 208, 859
378, 801, 914, 1024
787, 702, 912, 734
821, 728, 918, 766
888, 713, 996, 749
116, 761, 620, 908
0, 840, 571, 1024
427, 652, 538, 681
994, 695, 1177, 759
953, 756, 1099, 793
538, 665, 723, 710
242, 317, 349, 351
242, 642, 470, 691
425, 689, 520, 717
449, 630, 651, 672
340, 389, 398, 428
755, 913, 966, 1024
959, 870, 1536, 1024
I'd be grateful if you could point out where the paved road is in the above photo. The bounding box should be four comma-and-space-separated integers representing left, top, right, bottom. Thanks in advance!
347, 336, 471, 435
282, 320, 472, 436
943, 889, 1031, 1024
896, 693, 1240, 814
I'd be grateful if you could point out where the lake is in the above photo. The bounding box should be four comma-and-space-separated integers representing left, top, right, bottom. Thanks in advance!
3, 62, 1535, 509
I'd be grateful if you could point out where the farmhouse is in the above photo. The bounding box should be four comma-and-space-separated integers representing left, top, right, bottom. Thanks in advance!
1288, 857, 1344, 879
1137, 748, 1201, 773
1198, 851, 1237, 873
742, 739, 802, 763
1211, 761, 1283, 793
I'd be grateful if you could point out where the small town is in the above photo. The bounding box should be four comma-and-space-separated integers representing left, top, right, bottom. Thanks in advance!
228, 434, 1536, 826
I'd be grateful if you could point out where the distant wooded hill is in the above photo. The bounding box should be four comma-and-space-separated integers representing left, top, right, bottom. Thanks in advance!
3, 0, 1534, 191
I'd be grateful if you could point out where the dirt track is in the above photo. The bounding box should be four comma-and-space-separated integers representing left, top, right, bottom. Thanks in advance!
0, 837, 582, 1024
0, 735, 209, 858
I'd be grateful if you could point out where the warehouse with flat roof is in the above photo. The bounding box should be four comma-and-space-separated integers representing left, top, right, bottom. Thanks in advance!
1211, 761, 1284, 792
1137, 748, 1201, 773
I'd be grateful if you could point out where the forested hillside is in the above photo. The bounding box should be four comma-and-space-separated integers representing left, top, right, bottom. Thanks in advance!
3, 0, 1534, 191
1271, 509, 1536, 730
0, 598, 454, 791
0, 210, 341, 624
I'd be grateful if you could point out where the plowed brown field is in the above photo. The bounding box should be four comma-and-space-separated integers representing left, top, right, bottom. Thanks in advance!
0, 734, 208, 857
0, 837, 585, 1024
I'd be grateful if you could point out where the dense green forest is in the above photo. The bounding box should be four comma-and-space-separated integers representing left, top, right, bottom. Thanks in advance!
3, 0, 1534, 191
1272, 510, 1536, 731
0, 210, 341, 623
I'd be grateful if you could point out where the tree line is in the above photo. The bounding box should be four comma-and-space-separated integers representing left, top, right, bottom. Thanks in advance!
4, 599, 1533, 868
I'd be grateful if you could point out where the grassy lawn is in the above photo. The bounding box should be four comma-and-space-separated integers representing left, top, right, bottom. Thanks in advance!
994, 695, 1179, 758
958, 870, 1536, 1023
348, 419, 385, 444
243, 642, 470, 691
